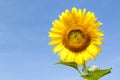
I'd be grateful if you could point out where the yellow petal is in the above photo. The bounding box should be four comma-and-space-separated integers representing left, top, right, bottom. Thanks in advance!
82, 8, 86, 16
87, 44, 101, 56
81, 51, 91, 62
59, 48, 69, 61
52, 43, 64, 53
91, 37, 104, 41
75, 54, 83, 65
72, 7, 77, 14
86, 51, 95, 60
50, 27, 64, 34
49, 39, 62, 45
48, 32, 62, 38
52, 20, 65, 29
88, 12, 97, 24
92, 41, 104, 45
81, 8, 86, 19
65, 52, 74, 62
83, 11, 91, 24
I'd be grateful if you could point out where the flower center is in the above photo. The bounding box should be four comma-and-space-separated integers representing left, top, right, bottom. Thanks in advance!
63, 27, 90, 52
68, 30, 83, 44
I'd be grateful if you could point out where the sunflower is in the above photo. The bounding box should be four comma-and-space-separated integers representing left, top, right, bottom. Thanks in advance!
48, 7, 104, 65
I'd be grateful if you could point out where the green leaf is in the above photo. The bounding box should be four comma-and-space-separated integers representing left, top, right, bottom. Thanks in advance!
56, 61, 80, 73
81, 68, 112, 80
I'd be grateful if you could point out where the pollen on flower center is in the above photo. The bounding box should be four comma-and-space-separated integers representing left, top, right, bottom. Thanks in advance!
68, 30, 83, 44
63, 27, 91, 52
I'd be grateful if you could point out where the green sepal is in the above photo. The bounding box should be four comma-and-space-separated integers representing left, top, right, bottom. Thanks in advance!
56, 61, 81, 74
81, 68, 112, 80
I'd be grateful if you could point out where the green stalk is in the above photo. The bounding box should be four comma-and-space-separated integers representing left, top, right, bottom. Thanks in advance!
83, 62, 87, 74
76, 68, 82, 75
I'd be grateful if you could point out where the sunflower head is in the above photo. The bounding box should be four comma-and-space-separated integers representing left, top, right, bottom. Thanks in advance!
48, 7, 104, 65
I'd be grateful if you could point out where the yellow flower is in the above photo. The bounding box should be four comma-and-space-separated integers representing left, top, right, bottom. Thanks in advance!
48, 7, 104, 65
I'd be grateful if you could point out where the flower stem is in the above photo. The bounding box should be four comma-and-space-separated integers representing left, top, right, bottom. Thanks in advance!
77, 69, 82, 75
83, 62, 87, 74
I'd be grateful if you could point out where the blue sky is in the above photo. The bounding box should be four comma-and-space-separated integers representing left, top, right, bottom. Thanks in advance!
0, 0, 120, 80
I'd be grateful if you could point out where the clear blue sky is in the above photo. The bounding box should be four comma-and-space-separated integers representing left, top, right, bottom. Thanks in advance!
0, 0, 119, 80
